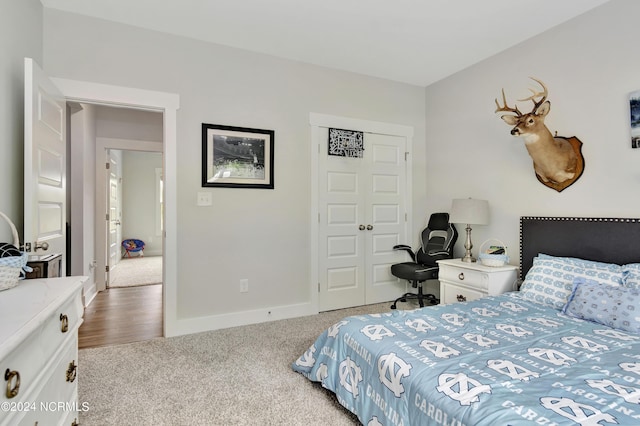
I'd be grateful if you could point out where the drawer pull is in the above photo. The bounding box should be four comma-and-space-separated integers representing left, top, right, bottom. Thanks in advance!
457, 294, 467, 302
60, 313, 69, 333
458, 272, 465, 281
71, 419, 79, 426
66, 360, 77, 383
4, 368, 20, 398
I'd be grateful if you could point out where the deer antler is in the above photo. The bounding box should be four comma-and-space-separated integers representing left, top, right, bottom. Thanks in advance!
495, 88, 522, 116
518, 77, 548, 113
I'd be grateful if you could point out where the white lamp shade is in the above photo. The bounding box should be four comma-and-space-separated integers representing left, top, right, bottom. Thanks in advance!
450, 198, 489, 225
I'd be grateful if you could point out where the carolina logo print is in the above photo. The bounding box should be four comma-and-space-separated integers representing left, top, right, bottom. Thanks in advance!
378, 352, 412, 397
361, 324, 395, 341
339, 357, 363, 397
540, 397, 617, 426
437, 373, 492, 406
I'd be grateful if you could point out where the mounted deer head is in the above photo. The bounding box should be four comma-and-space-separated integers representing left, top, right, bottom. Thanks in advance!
495, 78, 585, 192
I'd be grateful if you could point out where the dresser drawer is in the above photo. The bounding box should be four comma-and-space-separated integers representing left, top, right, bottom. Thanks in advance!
439, 265, 489, 290
40, 290, 83, 357
40, 336, 78, 408
10, 340, 78, 426
441, 281, 486, 304
1, 331, 46, 405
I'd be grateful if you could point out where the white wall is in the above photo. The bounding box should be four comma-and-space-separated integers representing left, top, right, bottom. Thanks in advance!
95, 106, 163, 142
425, 0, 640, 270
0, 0, 42, 241
69, 103, 97, 304
122, 150, 163, 256
42, 9, 427, 330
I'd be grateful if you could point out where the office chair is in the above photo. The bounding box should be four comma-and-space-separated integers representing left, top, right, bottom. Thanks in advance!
390, 213, 458, 309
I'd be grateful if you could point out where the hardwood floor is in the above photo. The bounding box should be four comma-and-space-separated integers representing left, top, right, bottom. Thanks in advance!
79, 284, 163, 349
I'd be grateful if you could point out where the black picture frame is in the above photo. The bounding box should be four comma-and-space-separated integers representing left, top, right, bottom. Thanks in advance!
630, 90, 640, 148
201, 123, 274, 189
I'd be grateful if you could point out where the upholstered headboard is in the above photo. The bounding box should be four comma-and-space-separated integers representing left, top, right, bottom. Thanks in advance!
519, 216, 640, 279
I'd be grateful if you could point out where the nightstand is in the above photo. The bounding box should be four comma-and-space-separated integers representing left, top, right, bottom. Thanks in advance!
26, 253, 62, 279
437, 258, 518, 304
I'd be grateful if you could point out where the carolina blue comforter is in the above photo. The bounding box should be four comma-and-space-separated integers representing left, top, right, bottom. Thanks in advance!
292, 292, 640, 425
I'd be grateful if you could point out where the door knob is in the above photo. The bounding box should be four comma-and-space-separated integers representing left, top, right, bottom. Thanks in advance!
359, 225, 365, 231
366, 225, 373, 230
35, 241, 49, 251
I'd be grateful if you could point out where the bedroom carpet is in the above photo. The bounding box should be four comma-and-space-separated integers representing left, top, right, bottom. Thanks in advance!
109, 255, 163, 288
78, 301, 404, 425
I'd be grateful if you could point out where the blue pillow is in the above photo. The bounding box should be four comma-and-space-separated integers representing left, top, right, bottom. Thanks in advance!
520, 254, 624, 310
562, 277, 640, 334
623, 263, 640, 289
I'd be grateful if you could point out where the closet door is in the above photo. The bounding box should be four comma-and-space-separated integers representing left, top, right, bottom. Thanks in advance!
318, 130, 407, 311
363, 133, 408, 304
318, 127, 366, 311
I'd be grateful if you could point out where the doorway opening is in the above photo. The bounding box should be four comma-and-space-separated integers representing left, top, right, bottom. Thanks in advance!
106, 149, 163, 290
69, 103, 165, 347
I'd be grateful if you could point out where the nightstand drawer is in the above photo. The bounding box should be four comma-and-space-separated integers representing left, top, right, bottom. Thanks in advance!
439, 266, 488, 290
437, 258, 518, 304
441, 281, 485, 304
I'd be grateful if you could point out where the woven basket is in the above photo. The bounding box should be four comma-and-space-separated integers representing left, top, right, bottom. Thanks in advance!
0, 212, 28, 291
478, 239, 509, 267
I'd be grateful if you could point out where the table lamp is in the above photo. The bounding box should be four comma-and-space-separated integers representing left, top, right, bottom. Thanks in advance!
450, 198, 489, 263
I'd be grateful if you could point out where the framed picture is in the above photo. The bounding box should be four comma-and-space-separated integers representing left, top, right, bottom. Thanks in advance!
202, 123, 274, 189
630, 90, 640, 148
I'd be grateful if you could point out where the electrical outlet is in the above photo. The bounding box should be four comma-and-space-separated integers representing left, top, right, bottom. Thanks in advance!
240, 279, 249, 293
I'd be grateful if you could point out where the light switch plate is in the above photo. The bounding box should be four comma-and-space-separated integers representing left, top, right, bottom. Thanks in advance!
197, 191, 212, 206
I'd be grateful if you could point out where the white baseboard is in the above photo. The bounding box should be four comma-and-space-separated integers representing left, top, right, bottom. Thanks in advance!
166, 302, 317, 337
82, 280, 98, 307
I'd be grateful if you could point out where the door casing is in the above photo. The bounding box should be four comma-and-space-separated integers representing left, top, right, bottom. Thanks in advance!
52, 77, 180, 337
96, 139, 163, 291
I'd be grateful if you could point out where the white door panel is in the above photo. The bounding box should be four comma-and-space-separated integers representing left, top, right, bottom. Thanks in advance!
364, 133, 407, 304
319, 131, 366, 310
108, 150, 122, 283
24, 58, 66, 265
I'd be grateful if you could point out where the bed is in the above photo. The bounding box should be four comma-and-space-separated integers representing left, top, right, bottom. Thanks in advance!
292, 216, 640, 425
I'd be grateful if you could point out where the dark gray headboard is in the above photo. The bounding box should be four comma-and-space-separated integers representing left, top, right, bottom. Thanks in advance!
519, 216, 640, 279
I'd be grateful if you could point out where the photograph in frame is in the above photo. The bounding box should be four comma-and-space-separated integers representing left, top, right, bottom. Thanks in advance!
202, 123, 274, 188
630, 89, 640, 148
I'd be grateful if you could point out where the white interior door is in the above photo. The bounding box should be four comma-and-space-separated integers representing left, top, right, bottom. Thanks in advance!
107, 150, 123, 279
24, 58, 67, 265
364, 133, 408, 304
319, 130, 366, 310
318, 129, 408, 311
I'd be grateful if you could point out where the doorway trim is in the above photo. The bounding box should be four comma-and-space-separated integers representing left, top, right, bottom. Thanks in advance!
52, 77, 180, 337
95, 138, 163, 291
309, 112, 414, 312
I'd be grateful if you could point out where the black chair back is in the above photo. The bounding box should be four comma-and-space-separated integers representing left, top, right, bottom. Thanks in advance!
415, 213, 458, 266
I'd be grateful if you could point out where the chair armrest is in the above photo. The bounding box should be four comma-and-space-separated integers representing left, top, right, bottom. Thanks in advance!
393, 244, 416, 262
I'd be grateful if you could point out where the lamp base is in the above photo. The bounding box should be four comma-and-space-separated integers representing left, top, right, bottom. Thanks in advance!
461, 253, 476, 263
460, 224, 476, 262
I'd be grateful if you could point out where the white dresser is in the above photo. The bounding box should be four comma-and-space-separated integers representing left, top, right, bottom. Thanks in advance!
0, 277, 85, 426
437, 259, 518, 304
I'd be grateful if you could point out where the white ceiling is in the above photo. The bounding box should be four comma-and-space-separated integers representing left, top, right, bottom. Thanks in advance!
40, 0, 611, 87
